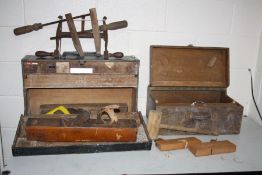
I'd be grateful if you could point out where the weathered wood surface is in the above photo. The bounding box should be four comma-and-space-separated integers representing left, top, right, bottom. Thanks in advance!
150, 46, 229, 87
25, 117, 137, 142
28, 113, 141, 126
13, 112, 147, 148
147, 110, 162, 139
150, 89, 223, 104
24, 74, 137, 88
147, 90, 243, 135
23, 60, 139, 75
26, 88, 136, 114
157, 102, 243, 135
147, 46, 242, 135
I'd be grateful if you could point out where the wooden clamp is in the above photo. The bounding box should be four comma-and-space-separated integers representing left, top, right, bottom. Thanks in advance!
65, 13, 85, 58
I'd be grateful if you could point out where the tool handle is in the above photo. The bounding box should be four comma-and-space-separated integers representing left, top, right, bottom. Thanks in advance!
109, 52, 124, 58
89, 8, 101, 56
35, 51, 54, 57
100, 20, 128, 31
14, 23, 43, 35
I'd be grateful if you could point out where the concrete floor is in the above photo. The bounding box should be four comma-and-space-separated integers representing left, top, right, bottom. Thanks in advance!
3, 116, 262, 175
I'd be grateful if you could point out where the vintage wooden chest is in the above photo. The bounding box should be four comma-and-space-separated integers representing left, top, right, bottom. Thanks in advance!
12, 53, 151, 156
147, 46, 243, 135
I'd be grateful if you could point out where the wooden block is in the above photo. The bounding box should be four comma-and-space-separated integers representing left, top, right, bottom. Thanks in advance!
155, 137, 201, 151
188, 142, 212, 157
147, 110, 162, 140
211, 140, 236, 154
188, 140, 236, 157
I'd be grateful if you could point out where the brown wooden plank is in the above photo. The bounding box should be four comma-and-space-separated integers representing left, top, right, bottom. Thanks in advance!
26, 88, 136, 115
68, 61, 139, 74
26, 126, 137, 142
150, 90, 222, 104
151, 81, 227, 87
24, 74, 137, 88
159, 124, 218, 135
25, 112, 141, 126
23, 59, 139, 75
147, 110, 162, 139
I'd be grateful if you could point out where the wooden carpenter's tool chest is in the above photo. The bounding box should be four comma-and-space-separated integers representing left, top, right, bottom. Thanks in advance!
147, 46, 243, 135
12, 53, 151, 156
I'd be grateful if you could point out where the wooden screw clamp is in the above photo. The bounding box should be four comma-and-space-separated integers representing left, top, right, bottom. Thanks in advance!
13, 8, 128, 59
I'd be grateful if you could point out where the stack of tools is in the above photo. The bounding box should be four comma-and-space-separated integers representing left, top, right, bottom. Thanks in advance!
25, 105, 138, 142
155, 137, 236, 157
14, 8, 127, 59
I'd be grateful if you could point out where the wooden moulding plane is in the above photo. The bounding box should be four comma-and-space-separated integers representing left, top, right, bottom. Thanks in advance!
14, 8, 127, 59
155, 137, 236, 157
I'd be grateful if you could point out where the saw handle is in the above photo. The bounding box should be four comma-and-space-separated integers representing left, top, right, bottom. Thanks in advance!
109, 52, 124, 58
35, 51, 54, 57
100, 20, 128, 31
14, 23, 43, 35
97, 105, 120, 124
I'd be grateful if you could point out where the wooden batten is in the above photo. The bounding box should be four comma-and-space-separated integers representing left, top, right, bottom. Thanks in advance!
22, 56, 139, 75
25, 117, 138, 142
24, 74, 137, 88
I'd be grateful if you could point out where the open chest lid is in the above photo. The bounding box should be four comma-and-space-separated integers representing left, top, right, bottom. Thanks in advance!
150, 45, 229, 88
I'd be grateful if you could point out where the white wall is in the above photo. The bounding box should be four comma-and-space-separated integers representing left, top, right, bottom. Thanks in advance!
249, 31, 262, 124
0, 0, 262, 159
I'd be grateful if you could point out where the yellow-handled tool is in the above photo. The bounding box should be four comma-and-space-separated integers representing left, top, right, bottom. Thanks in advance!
46, 105, 70, 115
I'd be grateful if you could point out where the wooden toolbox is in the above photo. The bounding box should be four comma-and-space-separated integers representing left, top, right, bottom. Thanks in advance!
147, 46, 243, 135
12, 53, 151, 156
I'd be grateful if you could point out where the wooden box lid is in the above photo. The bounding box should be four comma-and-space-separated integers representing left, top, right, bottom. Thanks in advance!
150, 45, 229, 88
